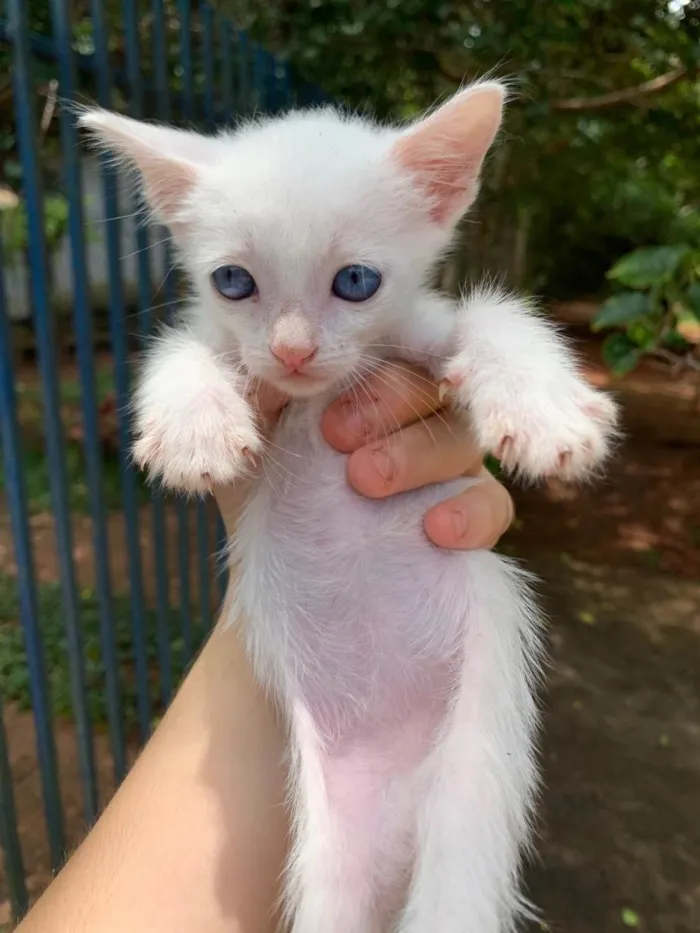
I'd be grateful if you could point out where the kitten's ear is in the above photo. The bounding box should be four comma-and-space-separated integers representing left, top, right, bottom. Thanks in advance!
392, 81, 505, 226
78, 107, 219, 223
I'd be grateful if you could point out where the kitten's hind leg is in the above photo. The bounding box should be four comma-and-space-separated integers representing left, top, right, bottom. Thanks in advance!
286, 703, 412, 933
397, 553, 544, 933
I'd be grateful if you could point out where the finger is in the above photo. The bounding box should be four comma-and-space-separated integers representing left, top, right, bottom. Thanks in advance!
347, 414, 483, 499
322, 360, 441, 454
423, 475, 515, 550
213, 482, 251, 537
244, 379, 290, 432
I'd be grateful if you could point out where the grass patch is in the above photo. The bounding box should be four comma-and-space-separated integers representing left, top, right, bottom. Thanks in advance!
1, 366, 149, 515
0, 573, 207, 731
7, 444, 134, 516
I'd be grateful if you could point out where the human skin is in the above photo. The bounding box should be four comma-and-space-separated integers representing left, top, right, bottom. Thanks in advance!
16, 362, 513, 933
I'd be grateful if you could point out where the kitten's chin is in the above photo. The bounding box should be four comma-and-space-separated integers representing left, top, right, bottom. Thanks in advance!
263, 370, 337, 399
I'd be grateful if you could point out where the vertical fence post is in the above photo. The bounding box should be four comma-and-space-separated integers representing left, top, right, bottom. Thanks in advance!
191, 1, 215, 633
0, 236, 64, 870
153, 0, 193, 666
0, 695, 28, 921
7, 0, 98, 837
237, 31, 250, 115
220, 17, 235, 123
89, 0, 153, 741
123, 0, 174, 707
48, 0, 127, 786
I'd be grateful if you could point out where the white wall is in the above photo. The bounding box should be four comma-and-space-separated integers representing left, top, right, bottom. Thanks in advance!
5, 155, 168, 322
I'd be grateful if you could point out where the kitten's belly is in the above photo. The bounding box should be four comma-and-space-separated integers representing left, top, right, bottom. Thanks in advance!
235, 402, 480, 743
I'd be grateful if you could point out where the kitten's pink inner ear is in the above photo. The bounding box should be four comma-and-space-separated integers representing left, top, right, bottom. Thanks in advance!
392, 83, 504, 226
126, 149, 196, 219
79, 110, 203, 221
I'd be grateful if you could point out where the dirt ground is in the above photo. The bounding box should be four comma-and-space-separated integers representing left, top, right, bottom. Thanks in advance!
0, 336, 698, 930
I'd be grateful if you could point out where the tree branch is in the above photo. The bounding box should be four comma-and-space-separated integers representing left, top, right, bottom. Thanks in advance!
552, 65, 688, 111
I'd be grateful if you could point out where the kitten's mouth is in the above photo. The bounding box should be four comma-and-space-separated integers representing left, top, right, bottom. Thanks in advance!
264, 368, 334, 397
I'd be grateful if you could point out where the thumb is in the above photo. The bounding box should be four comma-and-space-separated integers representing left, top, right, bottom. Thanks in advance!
245, 378, 290, 433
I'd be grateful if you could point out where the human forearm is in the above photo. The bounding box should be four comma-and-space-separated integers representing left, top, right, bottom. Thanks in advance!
17, 592, 288, 933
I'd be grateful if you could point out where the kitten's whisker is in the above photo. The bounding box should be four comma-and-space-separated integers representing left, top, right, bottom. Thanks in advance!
356, 356, 441, 409
152, 257, 180, 298
359, 366, 439, 447
352, 367, 405, 445
263, 448, 296, 485
360, 360, 460, 414
91, 208, 142, 225
126, 296, 190, 321
362, 356, 447, 395
372, 344, 450, 362
120, 236, 172, 261
371, 365, 458, 442
266, 439, 302, 459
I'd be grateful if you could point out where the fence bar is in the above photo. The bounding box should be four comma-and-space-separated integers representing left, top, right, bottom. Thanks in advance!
0, 268, 64, 870
123, 0, 173, 706
0, 697, 28, 920
195, 1, 219, 632
90, 0, 153, 740
201, 3, 216, 130
49, 0, 127, 787
279, 61, 293, 110
216, 512, 229, 602
8, 0, 97, 844
181, 1, 212, 648
179, 0, 195, 123
220, 17, 234, 122
254, 46, 267, 112
238, 31, 250, 115
152, 0, 193, 664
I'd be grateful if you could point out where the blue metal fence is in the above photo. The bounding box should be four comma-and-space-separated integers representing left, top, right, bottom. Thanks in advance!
0, 1, 313, 920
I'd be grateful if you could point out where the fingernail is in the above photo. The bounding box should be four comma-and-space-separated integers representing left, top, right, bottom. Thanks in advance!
370, 445, 396, 484
451, 507, 468, 541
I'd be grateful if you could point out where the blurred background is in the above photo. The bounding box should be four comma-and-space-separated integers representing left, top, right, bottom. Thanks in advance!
0, 1, 698, 930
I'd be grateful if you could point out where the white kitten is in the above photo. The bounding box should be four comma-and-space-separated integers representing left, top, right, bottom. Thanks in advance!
80, 83, 618, 933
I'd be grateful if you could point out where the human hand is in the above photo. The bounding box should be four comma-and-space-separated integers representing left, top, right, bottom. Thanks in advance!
216, 364, 514, 549
321, 360, 514, 549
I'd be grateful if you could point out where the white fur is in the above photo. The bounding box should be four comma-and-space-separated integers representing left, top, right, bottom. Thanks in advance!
81, 84, 618, 932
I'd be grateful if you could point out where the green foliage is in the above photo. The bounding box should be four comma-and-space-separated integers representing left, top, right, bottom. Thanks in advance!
223, 0, 700, 294
594, 244, 700, 376
0, 192, 69, 256
0, 368, 149, 516
607, 245, 692, 290
1, 442, 139, 516
3, 1, 699, 298
621, 907, 641, 928
0, 573, 206, 729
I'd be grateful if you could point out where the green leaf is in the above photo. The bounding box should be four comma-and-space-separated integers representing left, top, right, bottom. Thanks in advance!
686, 282, 700, 322
601, 333, 641, 376
663, 330, 692, 352
607, 246, 691, 289
621, 907, 640, 928
626, 321, 658, 352
592, 292, 650, 331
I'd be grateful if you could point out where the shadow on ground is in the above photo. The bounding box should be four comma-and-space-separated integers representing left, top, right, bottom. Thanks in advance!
523, 557, 700, 933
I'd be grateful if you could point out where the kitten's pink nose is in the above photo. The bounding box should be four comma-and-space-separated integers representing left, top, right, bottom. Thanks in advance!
270, 344, 318, 372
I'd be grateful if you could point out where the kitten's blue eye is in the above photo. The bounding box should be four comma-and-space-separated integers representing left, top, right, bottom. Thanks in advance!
211, 265, 256, 300
332, 265, 382, 303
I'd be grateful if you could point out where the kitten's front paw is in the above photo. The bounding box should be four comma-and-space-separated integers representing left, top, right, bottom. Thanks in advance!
441, 368, 619, 482
133, 384, 262, 494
